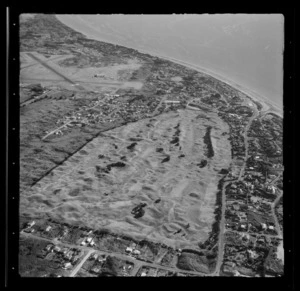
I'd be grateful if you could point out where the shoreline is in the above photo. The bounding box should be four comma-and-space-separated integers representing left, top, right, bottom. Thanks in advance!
56, 15, 283, 118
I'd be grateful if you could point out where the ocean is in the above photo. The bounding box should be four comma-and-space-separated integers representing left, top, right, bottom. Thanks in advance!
56, 14, 284, 110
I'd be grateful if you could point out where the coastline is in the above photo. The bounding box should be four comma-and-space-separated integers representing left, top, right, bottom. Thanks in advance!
56, 15, 283, 118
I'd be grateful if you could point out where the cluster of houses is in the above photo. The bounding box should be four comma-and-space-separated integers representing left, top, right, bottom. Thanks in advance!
46, 90, 168, 138
248, 116, 282, 160
225, 171, 278, 234
22, 220, 36, 233
42, 243, 84, 270
80, 231, 96, 247
125, 243, 141, 257
222, 231, 282, 276
219, 111, 250, 158
83, 253, 134, 277
221, 107, 283, 277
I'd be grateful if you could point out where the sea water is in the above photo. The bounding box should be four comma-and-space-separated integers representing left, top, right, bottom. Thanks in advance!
57, 14, 284, 109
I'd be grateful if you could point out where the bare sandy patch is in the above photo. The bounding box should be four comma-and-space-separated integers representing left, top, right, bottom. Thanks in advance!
21, 108, 231, 249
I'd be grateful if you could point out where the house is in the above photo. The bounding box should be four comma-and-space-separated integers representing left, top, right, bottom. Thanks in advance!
92, 253, 98, 260
53, 246, 61, 252
46, 244, 53, 251
141, 272, 147, 277
247, 250, 258, 259
126, 247, 133, 253
27, 221, 35, 228
232, 204, 240, 211
45, 226, 52, 232
63, 262, 72, 269
268, 225, 275, 230
240, 224, 247, 230
91, 266, 101, 274
98, 256, 106, 262
86, 237, 92, 243
261, 223, 267, 230
133, 250, 141, 255
267, 185, 276, 194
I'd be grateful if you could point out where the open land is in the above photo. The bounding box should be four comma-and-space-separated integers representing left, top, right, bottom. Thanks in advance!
19, 14, 284, 277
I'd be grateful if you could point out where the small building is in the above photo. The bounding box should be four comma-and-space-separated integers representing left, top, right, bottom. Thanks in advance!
45, 226, 52, 232
98, 256, 106, 262
141, 272, 147, 277
126, 247, 133, 253
240, 224, 246, 230
27, 221, 35, 228
86, 237, 92, 243
46, 244, 53, 251
63, 262, 72, 269
92, 253, 98, 260
247, 250, 258, 259
133, 250, 141, 255
261, 223, 267, 230
268, 225, 275, 230
53, 246, 61, 252
91, 266, 101, 274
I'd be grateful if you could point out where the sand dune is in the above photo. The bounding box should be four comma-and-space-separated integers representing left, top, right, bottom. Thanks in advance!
21, 108, 231, 248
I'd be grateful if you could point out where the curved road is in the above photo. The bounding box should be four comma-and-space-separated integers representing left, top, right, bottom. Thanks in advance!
212, 100, 283, 276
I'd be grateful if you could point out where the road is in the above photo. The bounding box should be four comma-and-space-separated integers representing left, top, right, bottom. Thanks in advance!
20, 231, 209, 277
238, 107, 259, 181
213, 101, 260, 276
41, 94, 114, 140
212, 180, 230, 276
69, 249, 94, 277
271, 190, 283, 238
26, 53, 86, 91
212, 100, 283, 276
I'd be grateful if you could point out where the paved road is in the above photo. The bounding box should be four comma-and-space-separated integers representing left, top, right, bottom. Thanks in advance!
70, 249, 94, 277
238, 108, 259, 181
213, 101, 260, 276
271, 190, 283, 238
212, 180, 231, 276
20, 232, 209, 277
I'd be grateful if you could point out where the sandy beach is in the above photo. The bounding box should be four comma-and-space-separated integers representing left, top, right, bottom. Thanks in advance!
57, 15, 283, 118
